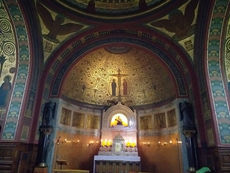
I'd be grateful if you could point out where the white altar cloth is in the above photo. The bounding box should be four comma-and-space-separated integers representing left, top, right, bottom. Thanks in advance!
94, 155, 140, 162
93, 155, 141, 173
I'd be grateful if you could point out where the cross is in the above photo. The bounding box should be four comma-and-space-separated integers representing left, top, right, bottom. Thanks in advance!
110, 69, 128, 101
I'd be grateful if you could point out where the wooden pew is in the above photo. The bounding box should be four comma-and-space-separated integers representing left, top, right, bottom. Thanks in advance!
53, 169, 89, 173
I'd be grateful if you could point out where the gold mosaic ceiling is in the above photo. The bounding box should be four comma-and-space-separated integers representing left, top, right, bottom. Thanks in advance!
61, 46, 176, 106
55, 0, 171, 18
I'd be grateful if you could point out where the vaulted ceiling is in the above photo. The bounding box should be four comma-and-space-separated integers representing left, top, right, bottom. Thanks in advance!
36, 0, 201, 106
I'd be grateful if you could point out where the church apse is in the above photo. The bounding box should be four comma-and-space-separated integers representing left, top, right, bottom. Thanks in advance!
48, 45, 187, 173
61, 47, 176, 107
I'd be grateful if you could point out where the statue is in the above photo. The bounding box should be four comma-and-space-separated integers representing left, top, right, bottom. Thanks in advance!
179, 101, 198, 172
37, 101, 56, 167
179, 101, 196, 134
115, 116, 122, 125
42, 101, 56, 127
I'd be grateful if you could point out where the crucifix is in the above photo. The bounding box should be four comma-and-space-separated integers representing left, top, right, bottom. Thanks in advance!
110, 69, 128, 101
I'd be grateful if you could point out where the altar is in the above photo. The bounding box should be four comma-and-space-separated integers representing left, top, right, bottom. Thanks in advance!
93, 102, 141, 173
94, 155, 140, 173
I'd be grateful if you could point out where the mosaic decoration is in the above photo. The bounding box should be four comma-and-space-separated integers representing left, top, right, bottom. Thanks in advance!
1, 0, 30, 140
178, 35, 195, 61
149, 0, 198, 40
37, 1, 89, 62
140, 115, 152, 130
167, 109, 176, 127
0, 1, 16, 122
46, 31, 187, 108
60, 107, 71, 126
72, 112, 84, 128
87, 114, 100, 129
153, 112, 166, 129
139, 107, 177, 133
56, 0, 170, 17
20, 125, 29, 140
207, 0, 230, 144
61, 47, 176, 106
225, 19, 230, 82
146, 0, 199, 60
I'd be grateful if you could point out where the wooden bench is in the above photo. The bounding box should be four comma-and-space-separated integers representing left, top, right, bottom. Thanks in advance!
129, 172, 153, 173
53, 169, 89, 173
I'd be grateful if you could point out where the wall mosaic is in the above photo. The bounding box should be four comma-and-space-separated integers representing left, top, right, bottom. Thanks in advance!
20, 125, 29, 141
1, 0, 30, 140
138, 107, 178, 137
207, 0, 230, 144
72, 112, 84, 128
50, 37, 187, 97
37, 1, 89, 62
225, 19, 230, 83
140, 115, 152, 130
146, 0, 199, 60
61, 47, 176, 106
0, 1, 16, 123
56, 0, 170, 15
59, 105, 101, 136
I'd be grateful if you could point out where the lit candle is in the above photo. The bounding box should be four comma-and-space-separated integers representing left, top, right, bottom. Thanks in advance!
131, 141, 136, 147
126, 141, 130, 147
108, 140, 112, 146
102, 139, 106, 147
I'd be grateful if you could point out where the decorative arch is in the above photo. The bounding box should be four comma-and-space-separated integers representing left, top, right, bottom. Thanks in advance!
31, 28, 205, 142
50, 37, 187, 97
44, 28, 192, 98
103, 102, 135, 128
206, 0, 230, 144
1, 0, 31, 140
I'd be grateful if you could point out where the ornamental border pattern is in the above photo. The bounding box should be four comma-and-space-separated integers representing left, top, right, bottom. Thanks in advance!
2, 0, 30, 140
224, 19, 230, 81
207, 0, 230, 144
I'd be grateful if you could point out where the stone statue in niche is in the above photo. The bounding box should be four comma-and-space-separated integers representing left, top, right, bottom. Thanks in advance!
179, 101, 198, 172
37, 101, 56, 168
42, 101, 56, 126
179, 101, 196, 134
